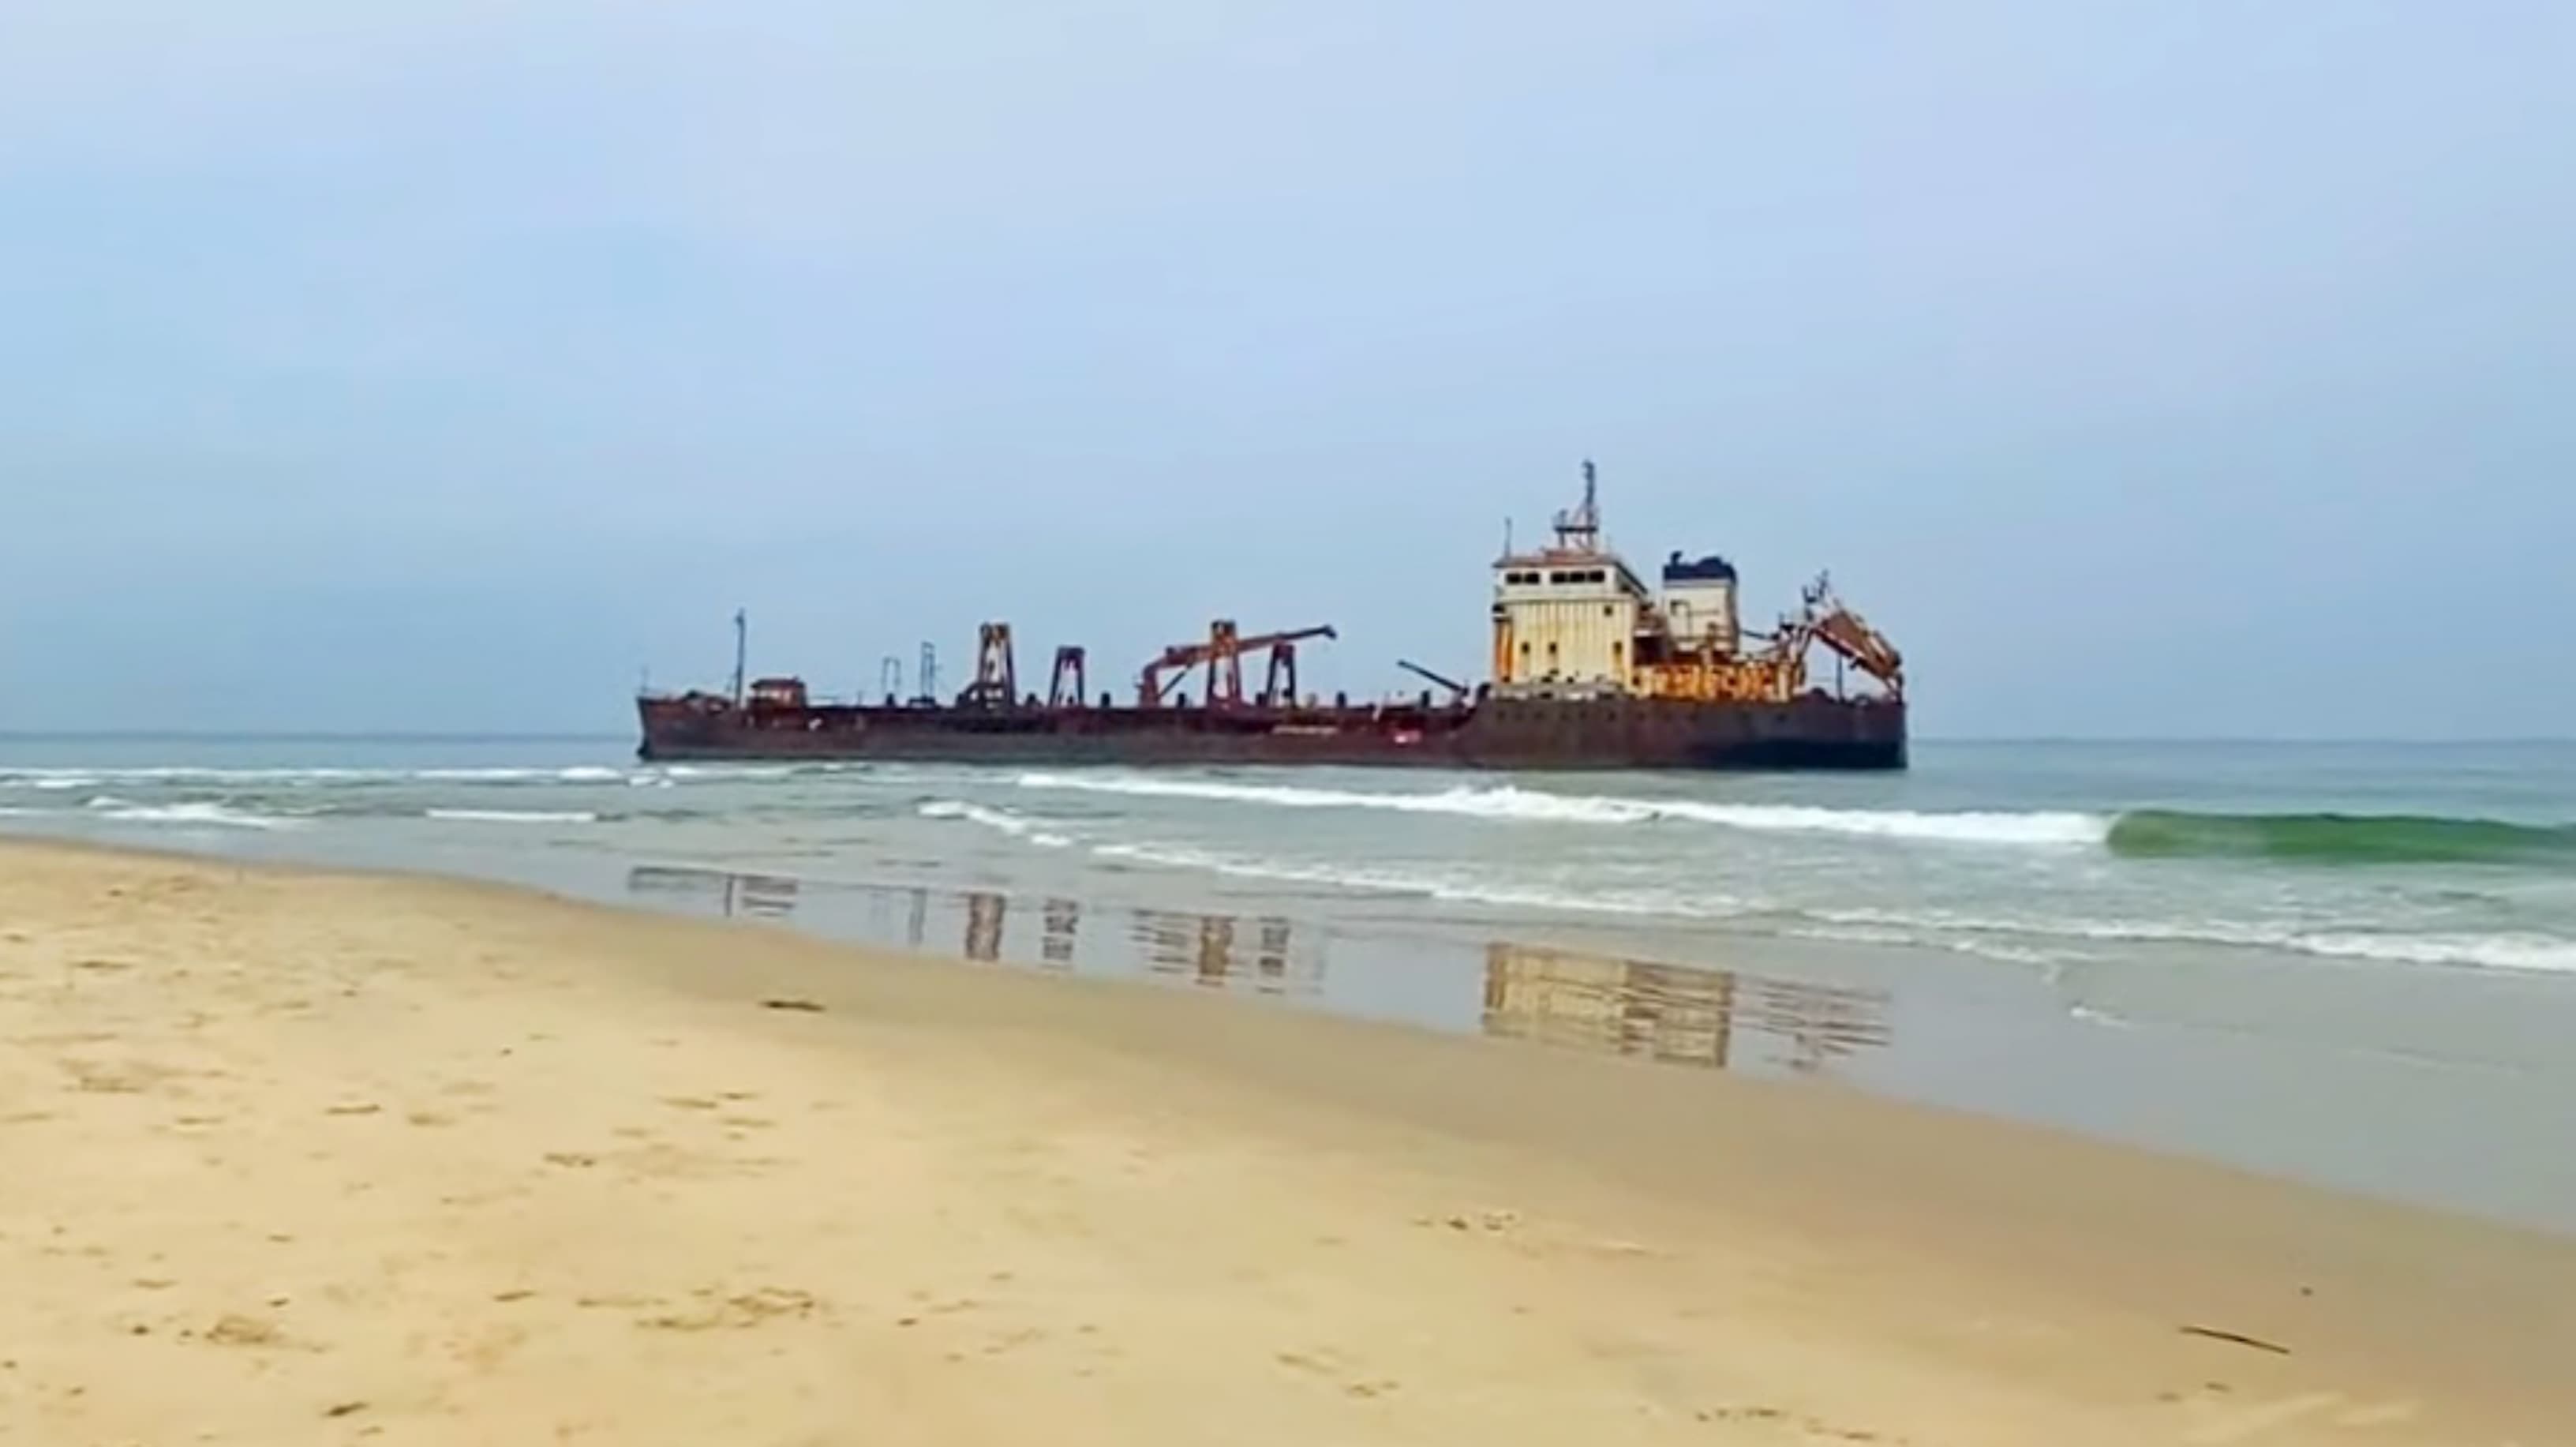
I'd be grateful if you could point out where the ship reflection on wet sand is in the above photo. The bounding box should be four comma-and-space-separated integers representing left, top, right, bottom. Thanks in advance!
624, 865, 1890, 1081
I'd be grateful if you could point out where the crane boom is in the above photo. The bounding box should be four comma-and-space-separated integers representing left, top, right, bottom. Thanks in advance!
1139, 621, 1338, 707
1397, 658, 1469, 699
1799, 575, 1904, 698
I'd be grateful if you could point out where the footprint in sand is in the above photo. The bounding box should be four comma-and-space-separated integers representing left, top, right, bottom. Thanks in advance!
638, 1287, 822, 1332
62, 1059, 178, 1095
1696, 1406, 1889, 1442
1275, 1348, 1398, 1401
575, 1293, 665, 1310
452, 1322, 526, 1370
202, 1314, 285, 1348
980, 1327, 1046, 1356
1343, 1380, 1400, 1400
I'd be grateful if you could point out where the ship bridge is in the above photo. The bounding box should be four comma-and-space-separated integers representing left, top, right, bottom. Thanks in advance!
1489, 460, 1654, 698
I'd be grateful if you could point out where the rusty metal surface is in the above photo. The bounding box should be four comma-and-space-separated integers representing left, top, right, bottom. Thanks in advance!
1138, 621, 1339, 707
646, 465, 1907, 772
636, 692, 1905, 771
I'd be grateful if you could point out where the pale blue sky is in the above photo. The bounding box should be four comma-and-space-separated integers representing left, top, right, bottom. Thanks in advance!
2, 2, 2568, 737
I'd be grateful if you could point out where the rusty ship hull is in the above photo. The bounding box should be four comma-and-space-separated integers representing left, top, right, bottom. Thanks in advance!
638, 464, 1911, 772
635, 693, 1905, 771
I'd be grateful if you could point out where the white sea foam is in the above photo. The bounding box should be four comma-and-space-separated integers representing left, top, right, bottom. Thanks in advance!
6, 765, 481, 785
82, 800, 301, 830
1076, 838, 2576, 978
425, 808, 601, 825
2287, 932, 2576, 976
1011, 772, 2107, 848
1089, 841, 1762, 920
0, 763, 827, 791
1814, 905, 2576, 977
916, 800, 1073, 849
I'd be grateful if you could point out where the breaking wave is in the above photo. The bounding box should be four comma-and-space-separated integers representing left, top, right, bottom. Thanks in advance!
916, 800, 1074, 849
2289, 932, 2576, 974
1012, 773, 2107, 847
1805, 905, 2576, 976
1014, 774, 2576, 868
80, 798, 301, 830
424, 808, 601, 825
2106, 810, 2576, 865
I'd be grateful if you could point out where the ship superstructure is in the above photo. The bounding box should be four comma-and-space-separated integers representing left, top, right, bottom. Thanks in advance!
1490, 461, 1902, 708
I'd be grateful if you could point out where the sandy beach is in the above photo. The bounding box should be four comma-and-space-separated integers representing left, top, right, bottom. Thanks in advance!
4, 841, 2570, 1445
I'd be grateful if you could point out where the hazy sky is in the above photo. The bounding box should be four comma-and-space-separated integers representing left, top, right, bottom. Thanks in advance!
3, 2, 2569, 737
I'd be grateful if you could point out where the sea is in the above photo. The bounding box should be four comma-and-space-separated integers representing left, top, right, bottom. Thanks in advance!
6, 737, 2573, 1232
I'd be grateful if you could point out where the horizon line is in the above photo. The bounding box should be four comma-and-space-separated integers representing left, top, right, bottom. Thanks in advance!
0, 730, 2569, 748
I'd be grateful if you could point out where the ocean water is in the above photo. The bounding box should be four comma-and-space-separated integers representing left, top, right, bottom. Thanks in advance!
5, 736, 2574, 1228
6, 737, 2570, 977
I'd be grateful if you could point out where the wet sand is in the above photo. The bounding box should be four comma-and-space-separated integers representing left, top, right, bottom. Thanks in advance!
4, 841, 2572, 1445
620, 861, 2576, 1233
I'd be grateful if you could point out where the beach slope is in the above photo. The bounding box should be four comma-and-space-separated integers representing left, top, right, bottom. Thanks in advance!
2, 842, 2569, 1444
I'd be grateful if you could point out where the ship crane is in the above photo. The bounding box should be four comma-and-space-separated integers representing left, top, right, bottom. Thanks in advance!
1398, 659, 1470, 703
1798, 574, 1905, 700
954, 622, 1018, 708
1047, 647, 1088, 709
1139, 620, 1337, 708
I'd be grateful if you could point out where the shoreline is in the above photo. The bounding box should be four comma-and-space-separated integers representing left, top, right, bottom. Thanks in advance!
6, 837, 2574, 1442
14, 819, 2576, 1235
134, 808, 2576, 1234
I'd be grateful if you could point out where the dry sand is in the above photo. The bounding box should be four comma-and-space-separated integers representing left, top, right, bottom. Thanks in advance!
2, 841, 2570, 1445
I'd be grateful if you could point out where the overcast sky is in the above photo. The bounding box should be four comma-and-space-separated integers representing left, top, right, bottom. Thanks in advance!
2, 2, 2568, 737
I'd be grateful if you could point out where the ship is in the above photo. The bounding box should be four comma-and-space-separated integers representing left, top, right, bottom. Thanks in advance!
636, 464, 1908, 770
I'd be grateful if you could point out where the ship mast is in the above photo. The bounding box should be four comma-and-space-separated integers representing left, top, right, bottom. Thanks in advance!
1552, 459, 1602, 553
731, 608, 747, 707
